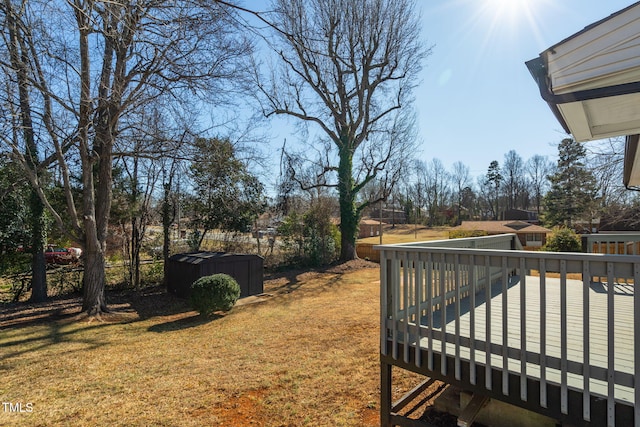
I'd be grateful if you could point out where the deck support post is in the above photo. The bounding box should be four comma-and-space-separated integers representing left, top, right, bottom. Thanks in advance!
381, 360, 393, 427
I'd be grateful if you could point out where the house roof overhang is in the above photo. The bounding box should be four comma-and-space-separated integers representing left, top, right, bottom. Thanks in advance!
526, 57, 640, 142
526, 1, 640, 189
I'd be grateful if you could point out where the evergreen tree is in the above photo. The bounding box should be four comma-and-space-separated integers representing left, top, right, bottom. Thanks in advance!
186, 137, 265, 250
544, 138, 597, 228
484, 160, 503, 220
0, 157, 30, 253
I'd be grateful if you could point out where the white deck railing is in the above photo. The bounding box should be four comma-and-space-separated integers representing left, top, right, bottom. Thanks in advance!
378, 234, 640, 426
583, 233, 640, 255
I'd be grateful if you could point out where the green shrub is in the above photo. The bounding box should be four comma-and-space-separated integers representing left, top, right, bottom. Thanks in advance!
448, 229, 488, 239
190, 273, 240, 315
542, 227, 582, 252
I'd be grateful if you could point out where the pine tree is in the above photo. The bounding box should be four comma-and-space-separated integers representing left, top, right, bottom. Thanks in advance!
484, 160, 503, 220
543, 138, 597, 228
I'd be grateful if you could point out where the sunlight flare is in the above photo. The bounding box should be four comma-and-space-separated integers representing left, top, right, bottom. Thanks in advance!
485, 0, 540, 20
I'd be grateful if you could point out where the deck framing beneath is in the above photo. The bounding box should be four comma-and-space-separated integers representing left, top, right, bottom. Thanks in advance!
381, 345, 634, 427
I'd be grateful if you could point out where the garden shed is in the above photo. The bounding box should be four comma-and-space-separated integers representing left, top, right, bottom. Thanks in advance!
166, 252, 263, 298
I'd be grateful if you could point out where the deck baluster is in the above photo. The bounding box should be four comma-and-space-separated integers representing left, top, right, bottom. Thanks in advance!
502, 256, 509, 396
539, 258, 547, 409
560, 259, 568, 415
415, 255, 423, 367
485, 255, 492, 391
607, 261, 615, 427
520, 257, 527, 401
455, 254, 462, 381
634, 262, 640, 425
403, 251, 410, 364
440, 252, 447, 376
392, 254, 399, 360
381, 252, 388, 357
582, 260, 591, 422
470, 254, 477, 386
427, 252, 434, 371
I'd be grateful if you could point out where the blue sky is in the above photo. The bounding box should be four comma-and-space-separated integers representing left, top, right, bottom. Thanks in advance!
258, 0, 635, 179
411, 0, 635, 175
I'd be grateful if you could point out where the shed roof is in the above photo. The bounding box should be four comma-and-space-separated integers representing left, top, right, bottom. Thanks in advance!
455, 221, 551, 234
360, 218, 385, 226
169, 252, 263, 265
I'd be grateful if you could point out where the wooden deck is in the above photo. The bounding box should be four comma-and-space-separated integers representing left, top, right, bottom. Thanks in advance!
379, 234, 640, 427
419, 275, 634, 405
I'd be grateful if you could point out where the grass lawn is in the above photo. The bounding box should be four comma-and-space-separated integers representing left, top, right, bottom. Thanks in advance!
0, 263, 447, 426
358, 225, 450, 245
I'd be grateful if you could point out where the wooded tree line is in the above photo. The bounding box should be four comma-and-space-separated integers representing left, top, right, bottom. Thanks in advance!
1, 0, 639, 314
0, 0, 263, 313
385, 137, 638, 229
0, 0, 430, 314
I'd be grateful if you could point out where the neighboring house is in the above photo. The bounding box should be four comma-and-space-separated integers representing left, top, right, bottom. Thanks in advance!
334, 218, 384, 239
503, 209, 540, 224
358, 218, 384, 239
453, 220, 552, 248
369, 207, 408, 225
572, 217, 601, 234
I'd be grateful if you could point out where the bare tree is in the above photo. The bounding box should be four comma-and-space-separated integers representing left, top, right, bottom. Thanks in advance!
0, 0, 251, 315
502, 150, 528, 211
451, 161, 470, 225
525, 154, 552, 216
587, 138, 628, 206
256, 0, 428, 260
417, 159, 450, 226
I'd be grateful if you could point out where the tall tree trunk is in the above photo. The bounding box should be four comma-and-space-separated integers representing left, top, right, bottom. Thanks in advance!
338, 147, 358, 261
162, 182, 172, 286
76, 13, 111, 314
29, 190, 47, 302
82, 242, 108, 314
4, 2, 48, 301
80, 129, 109, 313
131, 218, 141, 290
82, 126, 114, 313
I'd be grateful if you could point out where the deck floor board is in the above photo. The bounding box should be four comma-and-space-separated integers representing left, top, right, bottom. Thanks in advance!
418, 275, 635, 404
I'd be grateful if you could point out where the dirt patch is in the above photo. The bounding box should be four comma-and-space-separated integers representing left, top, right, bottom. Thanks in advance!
361, 407, 379, 425
324, 259, 379, 273
211, 388, 269, 426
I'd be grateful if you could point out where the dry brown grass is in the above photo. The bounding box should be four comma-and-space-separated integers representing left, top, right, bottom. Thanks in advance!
0, 263, 445, 427
358, 225, 450, 245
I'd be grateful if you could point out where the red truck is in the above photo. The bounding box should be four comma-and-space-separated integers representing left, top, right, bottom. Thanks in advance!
44, 245, 82, 265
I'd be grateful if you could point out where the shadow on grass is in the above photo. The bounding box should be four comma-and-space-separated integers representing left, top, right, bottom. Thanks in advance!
118, 285, 193, 320
0, 295, 85, 329
0, 318, 111, 363
0, 285, 193, 331
147, 312, 221, 333
0, 285, 205, 362
264, 260, 378, 297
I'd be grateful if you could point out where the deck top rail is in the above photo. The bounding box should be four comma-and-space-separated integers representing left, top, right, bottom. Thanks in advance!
377, 234, 640, 426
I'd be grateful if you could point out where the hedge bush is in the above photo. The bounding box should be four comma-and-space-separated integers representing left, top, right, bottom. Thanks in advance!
190, 273, 241, 315
448, 229, 488, 239
542, 227, 582, 252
